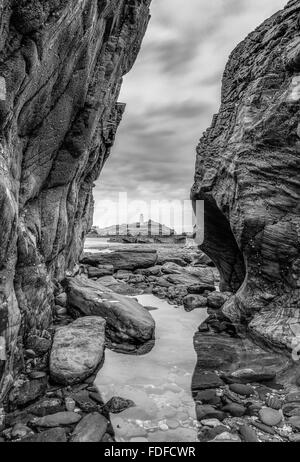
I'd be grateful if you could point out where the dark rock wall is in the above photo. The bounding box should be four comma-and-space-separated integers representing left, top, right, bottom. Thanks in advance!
0, 0, 151, 399
192, 0, 300, 352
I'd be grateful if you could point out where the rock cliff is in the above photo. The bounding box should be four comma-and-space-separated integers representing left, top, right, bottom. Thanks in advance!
0, 0, 151, 400
192, 0, 300, 352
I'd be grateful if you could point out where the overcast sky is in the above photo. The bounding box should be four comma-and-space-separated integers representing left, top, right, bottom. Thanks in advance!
93, 0, 286, 230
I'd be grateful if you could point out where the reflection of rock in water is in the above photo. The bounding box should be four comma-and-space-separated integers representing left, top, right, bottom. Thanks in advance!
107, 339, 156, 356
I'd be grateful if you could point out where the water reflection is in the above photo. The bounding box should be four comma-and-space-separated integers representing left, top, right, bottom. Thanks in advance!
96, 294, 208, 442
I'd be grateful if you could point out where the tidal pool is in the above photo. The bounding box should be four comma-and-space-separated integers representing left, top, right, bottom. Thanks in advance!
96, 294, 208, 442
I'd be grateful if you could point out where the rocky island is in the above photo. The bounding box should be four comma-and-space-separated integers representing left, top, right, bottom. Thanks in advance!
0, 0, 299, 445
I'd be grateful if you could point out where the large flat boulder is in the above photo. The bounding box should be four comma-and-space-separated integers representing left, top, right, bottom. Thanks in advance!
81, 249, 157, 271
50, 317, 106, 385
64, 277, 155, 345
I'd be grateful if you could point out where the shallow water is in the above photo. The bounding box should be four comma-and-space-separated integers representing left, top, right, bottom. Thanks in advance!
96, 294, 208, 442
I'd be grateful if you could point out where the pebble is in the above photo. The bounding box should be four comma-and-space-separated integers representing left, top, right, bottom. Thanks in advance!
251, 421, 275, 435
210, 431, 241, 442
259, 408, 282, 427
130, 437, 148, 442
288, 416, 300, 431
29, 371, 47, 380
266, 396, 282, 410
159, 423, 169, 431
31, 411, 82, 427
239, 425, 259, 442
229, 383, 255, 397
11, 423, 33, 440
200, 418, 222, 428
196, 404, 226, 421
65, 397, 76, 412
222, 403, 246, 417
289, 433, 300, 442
167, 419, 179, 429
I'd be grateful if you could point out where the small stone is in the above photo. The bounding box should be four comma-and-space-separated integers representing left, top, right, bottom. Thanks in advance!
29, 398, 64, 417
130, 437, 148, 442
65, 397, 76, 412
289, 433, 300, 442
11, 423, 33, 440
210, 431, 241, 442
29, 371, 47, 380
55, 306, 67, 316
22, 427, 67, 442
195, 389, 221, 406
32, 411, 82, 427
239, 425, 259, 442
265, 395, 282, 410
104, 396, 135, 414
55, 292, 67, 307
285, 392, 300, 403
222, 403, 246, 417
196, 404, 226, 421
200, 418, 222, 428
71, 412, 108, 442
229, 383, 255, 397
25, 350, 36, 359
288, 416, 300, 431
159, 423, 168, 431
259, 408, 282, 427
251, 421, 275, 435
166, 419, 179, 429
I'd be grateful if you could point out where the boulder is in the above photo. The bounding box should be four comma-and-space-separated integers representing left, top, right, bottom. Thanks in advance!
81, 249, 157, 271
64, 277, 155, 345
50, 316, 106, 385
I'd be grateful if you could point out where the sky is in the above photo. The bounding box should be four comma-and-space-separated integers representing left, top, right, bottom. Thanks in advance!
93, 0, 287, 231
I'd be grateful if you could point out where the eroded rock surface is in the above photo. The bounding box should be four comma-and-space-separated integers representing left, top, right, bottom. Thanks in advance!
50, 316, 106, 385
191, 0, 300, 351
0, 0, 152, 399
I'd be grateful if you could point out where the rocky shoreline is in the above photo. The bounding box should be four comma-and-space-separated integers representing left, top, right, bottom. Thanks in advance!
0, 243, 299, 443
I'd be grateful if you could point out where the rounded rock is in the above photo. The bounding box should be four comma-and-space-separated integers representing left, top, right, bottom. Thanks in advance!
259, 408, 282, 427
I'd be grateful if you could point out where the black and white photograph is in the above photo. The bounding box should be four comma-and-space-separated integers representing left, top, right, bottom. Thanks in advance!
0, 0, 300, 447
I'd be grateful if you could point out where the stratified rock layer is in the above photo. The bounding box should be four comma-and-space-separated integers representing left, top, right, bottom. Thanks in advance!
0, 0, 152, 399
191, 0, 300, 352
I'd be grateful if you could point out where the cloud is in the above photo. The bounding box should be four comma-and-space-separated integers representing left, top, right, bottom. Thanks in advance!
93, 0, 287, 229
